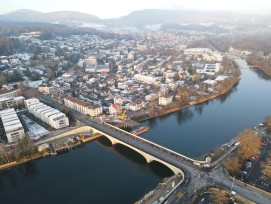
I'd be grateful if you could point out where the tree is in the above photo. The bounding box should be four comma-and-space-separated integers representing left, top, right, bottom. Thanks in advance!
223, 155, 242, 175
237, 129, 261, 162
47, 68, 56, 80
18, 81, 25, 92
18, 135, 32, 157
26, 88, 39, 98
0, 73, 6, 88
210, 188, 230, 204
260, 150, 271, 183
264, 116, 271, 125
0, 144, 11, 164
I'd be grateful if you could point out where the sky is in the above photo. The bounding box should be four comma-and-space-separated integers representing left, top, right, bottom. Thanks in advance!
0, 0, 271, 18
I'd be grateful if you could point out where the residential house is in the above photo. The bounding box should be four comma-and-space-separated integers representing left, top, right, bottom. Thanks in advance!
109, 103, 122, 115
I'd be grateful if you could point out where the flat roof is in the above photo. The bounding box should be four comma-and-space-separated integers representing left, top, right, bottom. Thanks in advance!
0, 108, 23, 132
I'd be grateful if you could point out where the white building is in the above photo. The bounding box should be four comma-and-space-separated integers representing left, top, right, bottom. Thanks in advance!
0, 108, 25, 143
134, 74, 156, 84
129, 100, 145, 111
114, 96, 125, 105
25, 98, 69, 129
184, 48, 212, 55
159, 94, 173, 106
204, 63, 221, 76
109, 103, 122, 115
64, 96, 102, 117
0, 89, 20, 99
0, 90, 24, 110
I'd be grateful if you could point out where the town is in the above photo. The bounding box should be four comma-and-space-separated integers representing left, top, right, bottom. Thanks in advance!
0, 26, 270, 204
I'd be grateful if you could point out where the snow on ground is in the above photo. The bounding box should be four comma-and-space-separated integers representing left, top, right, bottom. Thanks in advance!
21, 115, 50, 139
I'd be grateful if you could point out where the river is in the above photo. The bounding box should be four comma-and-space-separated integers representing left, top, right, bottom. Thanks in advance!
0, 59, 270, 204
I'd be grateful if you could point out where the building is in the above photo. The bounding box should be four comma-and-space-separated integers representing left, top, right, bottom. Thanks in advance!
64, 96, 102, 117
0, 90, 23, 110
203, 63, 221, 76
159, 94, 173, 106
24, 98, 69, 129
114, 96, 125, 105
109, 103, 122, 115
38, 84, 53, 95
129, 100, 145, 111
0, 89, 20, 99
184, 48, 212, 55
0, 108, 24, 143
134, 74, 156, 84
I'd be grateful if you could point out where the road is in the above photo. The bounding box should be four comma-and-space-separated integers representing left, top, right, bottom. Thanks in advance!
38, 94, 271, 204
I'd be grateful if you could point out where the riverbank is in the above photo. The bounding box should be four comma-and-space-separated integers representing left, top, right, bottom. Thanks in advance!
0, 153, 49, 171
136, 76, 240, 122
0, 134, 100, 171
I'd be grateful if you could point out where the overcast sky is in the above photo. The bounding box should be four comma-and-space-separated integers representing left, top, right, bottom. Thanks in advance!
0, 0, 271, 18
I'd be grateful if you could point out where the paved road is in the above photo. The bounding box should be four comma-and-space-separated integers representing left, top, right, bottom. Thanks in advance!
38, 94, 271, 204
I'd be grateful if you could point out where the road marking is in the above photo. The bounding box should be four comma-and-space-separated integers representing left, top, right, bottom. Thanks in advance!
177, 191, 183, 198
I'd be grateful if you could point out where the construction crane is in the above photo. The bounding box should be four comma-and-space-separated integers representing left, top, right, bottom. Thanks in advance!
118, 110, 126, 120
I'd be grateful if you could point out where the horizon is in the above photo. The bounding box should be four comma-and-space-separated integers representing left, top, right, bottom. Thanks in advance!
1, 0, 271, 19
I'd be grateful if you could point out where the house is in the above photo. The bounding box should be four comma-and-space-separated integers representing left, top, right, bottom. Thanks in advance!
114, 96, 125, 105
129, 100, 145, 111
159, 93, 173, 106
109, 103, 122, 115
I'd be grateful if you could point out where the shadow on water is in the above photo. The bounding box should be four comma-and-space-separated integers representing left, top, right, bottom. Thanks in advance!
251, 68, 271, 81
96, 136, 173, 178
114, 144, 174, 178
21, 161, 38, 178
114, 144, 147, 165
96, 136, 113, 147
175, 108, 194, 125
148, 161, 174, 178
194, 103, 205, 115
0, 169, 17, 190
217, 83, 239, 104
148, 117, 158, 129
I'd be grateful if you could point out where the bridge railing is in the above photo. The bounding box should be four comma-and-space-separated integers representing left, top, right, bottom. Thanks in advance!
104, 122, 208, 164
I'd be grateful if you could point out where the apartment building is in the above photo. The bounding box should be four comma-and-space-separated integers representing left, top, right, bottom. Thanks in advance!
64, 96, 102, 117
0, 90, 24, 110
0, 108, 24, 143
204, 63, 221, 76
159, 94, 173, 106
24, 98, 69, 129
134, 74, 156, 84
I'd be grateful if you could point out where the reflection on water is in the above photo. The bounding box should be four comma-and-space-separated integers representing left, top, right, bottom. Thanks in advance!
97, 137, 174, 178
0, 162, 38, 192
218, 84, 238, 104
251, 68, 271, 81
175, 108, 194, 125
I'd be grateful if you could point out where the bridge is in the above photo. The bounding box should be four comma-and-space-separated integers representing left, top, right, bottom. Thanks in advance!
38, 94, 271, 204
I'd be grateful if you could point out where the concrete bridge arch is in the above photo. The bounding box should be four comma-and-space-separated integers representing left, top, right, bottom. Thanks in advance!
101, 134, 182, 175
